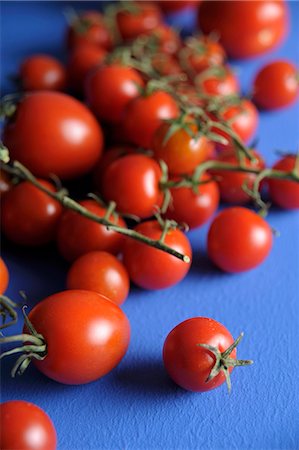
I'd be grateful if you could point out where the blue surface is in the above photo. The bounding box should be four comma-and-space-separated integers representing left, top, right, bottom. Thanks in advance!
1, 2, 299, 449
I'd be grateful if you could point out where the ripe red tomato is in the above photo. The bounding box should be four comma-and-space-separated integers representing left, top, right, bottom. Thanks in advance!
194, 66, 240, 97
0, 170, 12, 197
66, 251, 130, 306
163, 317, 238, 392
150, 53, 183, 77
0, 400, 57, 450
207, 207, 273, 272
268, 155, 299, 209
1, 180, 63, 246
253, 60, 299, 110
101, 154, 163, 219
25, 290, 130, 384
0, 258, 9, 295
116, 2, 162, 41
85, 64, 144, 123
67, 11, 113, 51
19, 54, 67, 91
123, 90, 179, 148
122, 220, 192, 289
158, 0, 201, 13
3, 92, 103, 180
198, 0, 289, 59
146, 24, 182, 55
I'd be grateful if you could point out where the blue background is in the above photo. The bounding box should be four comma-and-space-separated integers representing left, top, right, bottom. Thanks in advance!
1, 2, 299, 449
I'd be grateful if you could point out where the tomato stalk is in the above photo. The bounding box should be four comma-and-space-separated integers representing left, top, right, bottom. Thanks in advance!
0, 295, 19, 330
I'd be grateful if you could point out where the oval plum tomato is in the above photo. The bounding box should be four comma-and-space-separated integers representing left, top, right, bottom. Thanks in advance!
57, 200, 127, 262
19, 54, 67, 91
25, 290, 130, 384
165, 174, 219, 229
253, 60, 299, 110
1, 180, 63, 246
122, 220, 192, 289
268, 155, 299, 209
85, 64, 144, 123
101, 154, 162, 219
0, 170, 12, 197
0, 400, 57, 450
209, 150, 265, 204
207, 207, 273, 272
158, 0, 201, 13
66, 251, 130, 306
3, 92, 103, 180
67, 11, 113, 51
163, 317, 252, 392
194, 65, 240, 97
116, 2, 162, 42
123, 90, 179, 148
0, 258, 9, 295
198, 0, 289, 59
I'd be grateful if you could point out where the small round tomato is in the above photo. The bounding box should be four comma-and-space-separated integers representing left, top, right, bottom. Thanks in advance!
0, 170, 12, 197
67, 11, 113, 51
145, 24, 182, 55
151, 53, 183, 77
101, 154, 162, 219
123, 90, 179, 148
194, 65, 240, 97
0, 400, 57, 450
116, 2, 162, 42
57, 200, 127, 262
0, 258, 9, 295
19, 54, 67, 92
207, 207, 273, 272
253, 60, 299, 110
158, 0, 201, 13
1, 180, 63, 246
3, 92, 103, 180
198, 0, 289, 59
122, 220, 192, 289
66, 251, 130, 306
268, 155, 299, 209
85, 64, 144, 123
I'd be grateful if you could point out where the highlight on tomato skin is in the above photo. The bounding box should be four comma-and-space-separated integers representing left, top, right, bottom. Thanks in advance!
267, 155, 299, 209
19, 54, 67, 92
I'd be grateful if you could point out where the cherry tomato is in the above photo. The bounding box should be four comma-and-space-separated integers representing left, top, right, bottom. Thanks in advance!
26, 290, 130, 384
145, 24, 182, 55
1, 180, 63, 246
67, 11, 113, 51
151, 53, 183, 77
163, 317, 237, 392
0, 170, 12, 197
3, 92, 103, 180
85, 64, 144, 123
122, 220, 192, 289
198, 0, 289, 59
0, 258, 9, 295
66, 251, 130, 306
165, 174, 220, 229
57, 200, 127, 262
158, 0, 201, 13
116, 2, 162, 42
101, 154, 163, 219
0, 400, 57, 450
19, 54, 66, 92
268, 155, 299, 209
194, 65, 240, 97
207, 207, 273, 272
123, 90, 179, 148
253, 60, 299, 110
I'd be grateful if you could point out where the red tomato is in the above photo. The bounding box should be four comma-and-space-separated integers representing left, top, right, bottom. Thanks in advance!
268, 155, 299, 209
85, 64, 144, 123
57, 200, 127, 262
123, 90, 179, 148
198, 0, 289, 59
163, 317, 238, 392
66, 251, 130, 306
207, 207, 273, 272
0, 258, 9, 295
253, 60, 299, 110
116, 2, 162, 41
3, 92, 103, 180
151, 53, 183, 77
26, 290, 130, 384
158, 0, 201, 13
101, 154, 163, 219
19, 54, 67, 91
67, 11, 113, 51
0, 170, 12, 197
165, 174, 220, 229
122, 220, 192, 289
146, 24, 182, 55
1, 180, 63, 246
0, 400, 57, 450
194, 65, 240, 97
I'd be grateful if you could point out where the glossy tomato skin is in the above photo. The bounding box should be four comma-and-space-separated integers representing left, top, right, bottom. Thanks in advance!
66, 251, 130, 306
67, 11, 113, 51
122, 220, 192, 290
116, 2, 162, 41
27, 290, 130, 384
3, 92, 103, 180
0, 400, 57, 450
1, 180, 63, 246
0, 258, 9, 295
101, 154, 163, 219
207, 207, 273, 273
198, 0, 289, 59
194, 66, 240, 97
163, 317, 236, 392
0, 170, 12, 197
268, 156, 299, 209
85, 64, 144, 123
57, 200, 127, 262
20, 54, 67, 91
253, 60, 299, 110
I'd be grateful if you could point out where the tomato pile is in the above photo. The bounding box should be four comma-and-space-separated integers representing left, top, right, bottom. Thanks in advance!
0, 1, 298, 448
